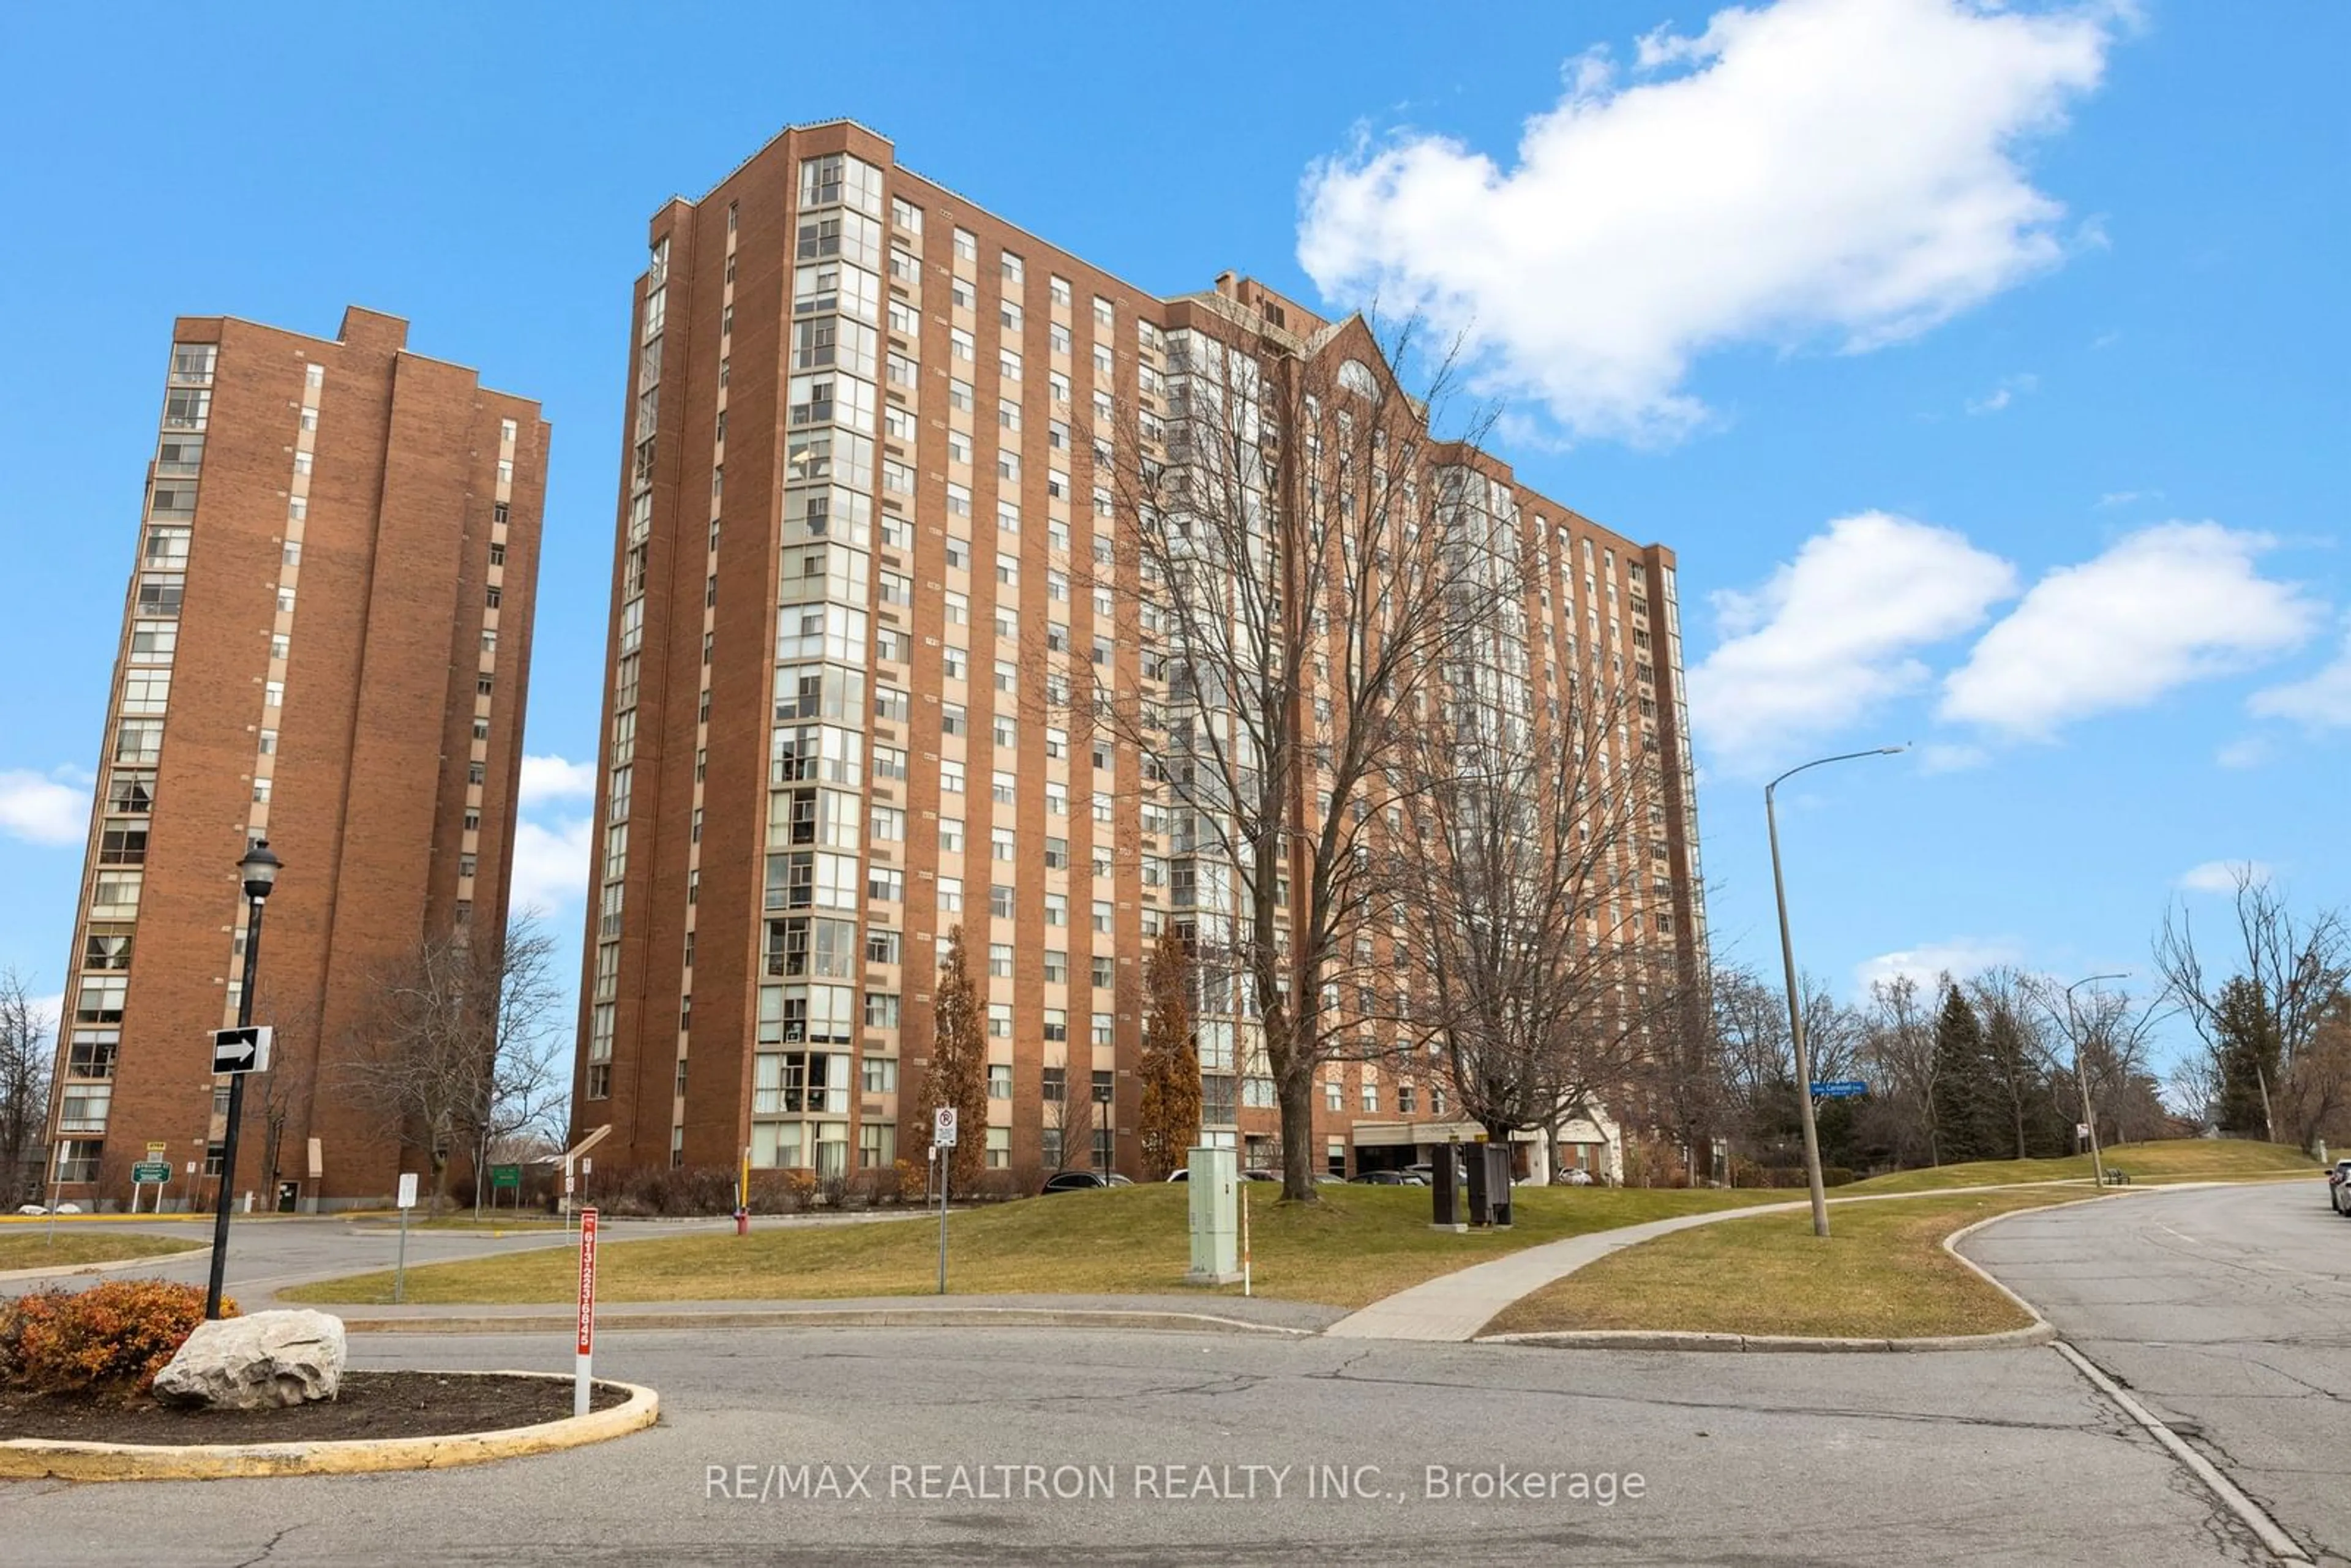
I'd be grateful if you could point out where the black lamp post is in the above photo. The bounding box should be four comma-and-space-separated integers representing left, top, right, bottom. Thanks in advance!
204, 838, 280, 1320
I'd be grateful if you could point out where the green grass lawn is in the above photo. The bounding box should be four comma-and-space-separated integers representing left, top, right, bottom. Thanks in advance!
1483, 1188, 2090, 1340
282, 1184, 1762, 1310
0, 1232, 207, 1272
1838, 1138, 2315, 1195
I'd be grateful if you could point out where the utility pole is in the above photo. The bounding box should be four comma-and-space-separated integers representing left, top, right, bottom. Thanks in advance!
1766, 745, 1907, 1239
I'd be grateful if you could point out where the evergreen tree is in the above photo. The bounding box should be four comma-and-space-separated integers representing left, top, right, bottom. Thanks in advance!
1135, 935, 1201, 1180
924, 925, 988, 1193
2212, 975, 2281, 1141
1930, 984, 1994, 1164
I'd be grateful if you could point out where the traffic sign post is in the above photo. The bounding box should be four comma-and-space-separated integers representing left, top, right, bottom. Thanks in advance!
394, 1172, 418, 1303
932, 1108, 957, 1296
1808, 1080, 1869, 1099
211, 1025, 272, 1075
575, 1208, 599, 1418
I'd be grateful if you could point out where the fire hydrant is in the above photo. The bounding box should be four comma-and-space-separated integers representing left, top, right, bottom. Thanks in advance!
734, 1206, 750, 1236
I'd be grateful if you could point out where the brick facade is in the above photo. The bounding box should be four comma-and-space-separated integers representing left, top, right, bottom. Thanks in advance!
46, 308, 547, 1211
573, 121, 1706, 1186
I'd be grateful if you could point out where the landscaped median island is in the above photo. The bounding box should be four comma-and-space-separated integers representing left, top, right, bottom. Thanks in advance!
282, 1184, 1763, 1311
0, 1281, 659, 1479
0, 1232, 208, 1273
1479, 1188, 2092, 1342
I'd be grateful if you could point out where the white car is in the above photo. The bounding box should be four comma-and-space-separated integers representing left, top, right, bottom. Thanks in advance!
1559, 1168, 1596, 1187
15, 1202, 83, 1215
2328, 1160, 2351, 1215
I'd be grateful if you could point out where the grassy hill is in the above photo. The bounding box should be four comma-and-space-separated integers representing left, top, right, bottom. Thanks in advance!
1840, 1138, 2315, 1195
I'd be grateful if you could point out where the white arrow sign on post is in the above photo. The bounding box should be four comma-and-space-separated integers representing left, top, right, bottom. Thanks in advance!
211, 1026, 272, 1075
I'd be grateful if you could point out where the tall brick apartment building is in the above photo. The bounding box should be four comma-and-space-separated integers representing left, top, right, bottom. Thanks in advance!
46, 307, 547, 1211
575, 120, 1705, 1184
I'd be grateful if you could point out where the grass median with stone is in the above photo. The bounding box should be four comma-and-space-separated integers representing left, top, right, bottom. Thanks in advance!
0, 1232, 207, 1273
283, 1184, 1763, 1311
1481, 1188, 2095, 1341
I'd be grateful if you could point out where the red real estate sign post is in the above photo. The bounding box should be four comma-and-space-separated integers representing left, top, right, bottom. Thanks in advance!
574, 1207, 598, 1418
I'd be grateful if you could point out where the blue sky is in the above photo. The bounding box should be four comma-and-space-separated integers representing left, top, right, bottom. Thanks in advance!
1, 1, 2342, 1080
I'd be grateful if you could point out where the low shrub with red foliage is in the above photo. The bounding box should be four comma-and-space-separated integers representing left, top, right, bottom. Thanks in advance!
0, 1280, 233, 1400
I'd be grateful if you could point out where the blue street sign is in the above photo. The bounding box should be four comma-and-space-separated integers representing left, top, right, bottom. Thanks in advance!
1810, 1080, 1869, 1098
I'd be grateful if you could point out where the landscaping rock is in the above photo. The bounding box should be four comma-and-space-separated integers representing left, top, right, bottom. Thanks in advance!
152, 1309, 347, 1409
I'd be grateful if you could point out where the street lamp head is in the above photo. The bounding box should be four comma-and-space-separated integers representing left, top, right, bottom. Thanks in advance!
239, 838, 282, 902
1880, 744, 1910, 755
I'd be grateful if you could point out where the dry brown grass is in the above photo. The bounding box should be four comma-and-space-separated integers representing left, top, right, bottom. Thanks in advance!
283, 1184, 1762, 1309
1483, 1188, 2090, 1340
0, 1232, 206, 1273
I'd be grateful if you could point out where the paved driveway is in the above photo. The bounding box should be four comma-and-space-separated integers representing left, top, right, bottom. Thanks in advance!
1966, 1180, 2350, 1565
2, 1325, 2282, 1565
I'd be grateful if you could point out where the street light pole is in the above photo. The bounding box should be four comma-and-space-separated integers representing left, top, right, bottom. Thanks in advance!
2063, 972, 2129, 1189
205, 839, 279, 1321
1766, 746, 1907, 1239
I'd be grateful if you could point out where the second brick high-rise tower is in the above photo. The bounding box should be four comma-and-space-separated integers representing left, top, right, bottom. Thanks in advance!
575, 121, 1706, 1182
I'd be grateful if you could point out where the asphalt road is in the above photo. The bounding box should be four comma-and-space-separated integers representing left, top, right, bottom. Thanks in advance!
2, 1323, 2281, 1566
1966, 1180, 2351, 1566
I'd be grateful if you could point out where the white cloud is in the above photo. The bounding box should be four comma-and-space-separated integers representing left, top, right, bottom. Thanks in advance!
1686, 512, 2016, 763
2214, 735, 2271, 770
2095, 487, 2161, 508
0, 768, 89, 846
509, 816, 593, 913
518, 754, 596, 807
1965, 372, 2038, 416
2248, 620, 2351, 731
1916, 743, 1989, 775
1296, 0, 2118, 442
1941, 522, 2323, 737
2177, 860, 2271, 895
1855, 938, 2023, 999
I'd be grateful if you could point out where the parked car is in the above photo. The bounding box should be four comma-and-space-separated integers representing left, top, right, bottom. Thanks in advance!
1041, 1170, 1124, 1194
1165, 1168, 1188, 1182
1241, 1168, 1280, 1183
1558, 1168, 1596, 1187
16, 1202, 83, 1215
2328, 1159, 2351, 1215
1349, 1169, 1413, 1185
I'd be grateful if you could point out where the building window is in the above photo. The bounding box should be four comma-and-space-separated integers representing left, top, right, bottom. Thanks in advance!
988, 1063, 1012, 1100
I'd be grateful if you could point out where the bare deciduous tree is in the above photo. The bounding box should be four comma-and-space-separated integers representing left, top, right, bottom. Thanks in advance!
0, 970, 53, 1207
339, 915, 565, 1212
1043, 1066, 1096, 1174
2155, 865, 2348, 1151
1383, 664, 1667, 1171
1088, 306, 1510, 1199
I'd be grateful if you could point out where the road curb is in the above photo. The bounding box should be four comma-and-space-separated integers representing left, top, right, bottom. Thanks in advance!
336, 1305, 1318, 1338
1478, 1322, 2057, 1352
0, 1372, 658, 1482
0, 1246, 209, 1285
